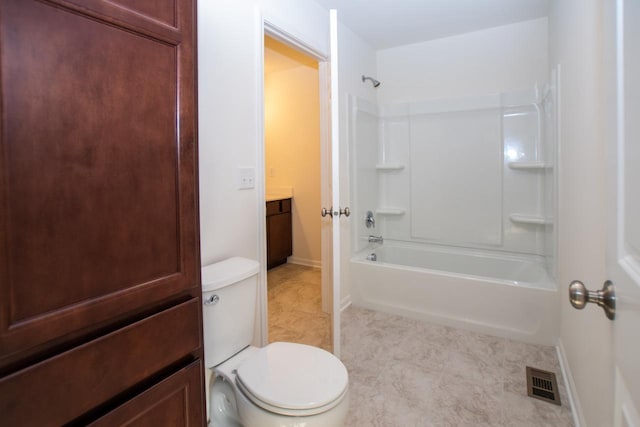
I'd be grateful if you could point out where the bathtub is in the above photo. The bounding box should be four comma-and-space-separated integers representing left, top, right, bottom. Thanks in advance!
350, 242, 559, 345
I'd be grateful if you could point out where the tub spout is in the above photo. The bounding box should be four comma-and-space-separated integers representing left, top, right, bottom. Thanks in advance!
368, 235, 383, 244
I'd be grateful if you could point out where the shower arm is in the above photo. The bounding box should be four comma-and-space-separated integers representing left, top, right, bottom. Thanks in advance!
362, 75, 381, 88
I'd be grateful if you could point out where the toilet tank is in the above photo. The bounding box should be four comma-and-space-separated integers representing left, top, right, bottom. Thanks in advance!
201, 257, 260, 368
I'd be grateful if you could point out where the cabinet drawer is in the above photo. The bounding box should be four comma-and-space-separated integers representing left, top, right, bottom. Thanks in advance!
266, 198, 291, 216
88, 360, 204, 427
266, 200, 280, 216
0, 299, 202, 426
280, 198, 291, 212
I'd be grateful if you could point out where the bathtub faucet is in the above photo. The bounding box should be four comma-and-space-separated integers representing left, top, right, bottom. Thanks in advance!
368, 235, 383, 244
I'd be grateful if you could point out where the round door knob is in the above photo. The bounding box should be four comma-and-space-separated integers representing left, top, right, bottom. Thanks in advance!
321, 207, 333, 217
569, 280, 615, 320
568, 281, 588, 310
340, 207, 350, 217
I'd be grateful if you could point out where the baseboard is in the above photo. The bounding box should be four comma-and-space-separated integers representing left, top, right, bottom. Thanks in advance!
287, 257, 321, 268
340, 295, 351, 312
556, 338, 585, 427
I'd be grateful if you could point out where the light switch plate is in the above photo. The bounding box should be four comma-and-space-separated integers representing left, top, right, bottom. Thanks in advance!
238, 167, 255, 189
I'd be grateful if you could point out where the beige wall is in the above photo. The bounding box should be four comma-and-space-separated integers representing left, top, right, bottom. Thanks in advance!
264, 38, 321, 267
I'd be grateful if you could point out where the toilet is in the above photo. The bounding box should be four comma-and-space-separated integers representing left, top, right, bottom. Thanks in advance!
202, 257, 349, 427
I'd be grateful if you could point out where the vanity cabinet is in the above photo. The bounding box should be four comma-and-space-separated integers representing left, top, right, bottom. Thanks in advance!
0, 0, 203, 424
266, 199, 293, 269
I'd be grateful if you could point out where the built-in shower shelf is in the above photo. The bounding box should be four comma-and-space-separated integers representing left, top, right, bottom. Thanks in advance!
375, 163, 405, 171
376, 207, 406, 215
507, 161, 551, 170
510, 214, 552, 225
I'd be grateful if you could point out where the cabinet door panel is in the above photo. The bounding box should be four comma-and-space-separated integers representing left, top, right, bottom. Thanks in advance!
93, 0, 177, 27
266, 200, 281, 216
0, 0, 197, 367
88, 361, 204, 427
0, 299, 201, 426
268, 212, 293, 266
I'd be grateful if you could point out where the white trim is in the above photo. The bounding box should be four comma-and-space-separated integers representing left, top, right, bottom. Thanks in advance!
329, 9, 342, 358
255, 7, 269, 347
340, 295, 352, 312
556, 338, 585, 427
552, 66, 560, 279
554, 63, 563, 285
615, 0, 626, 261
288, 257, 321, 269
264, 21, 326, 62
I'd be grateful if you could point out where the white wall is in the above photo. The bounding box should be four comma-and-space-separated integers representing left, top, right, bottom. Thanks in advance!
337, 22, 377, 304
198, 0, 329, 268
549, 1, 611, 426
376, 18, 548, 104
198, 0, 329, 349
264, 49, 321, 266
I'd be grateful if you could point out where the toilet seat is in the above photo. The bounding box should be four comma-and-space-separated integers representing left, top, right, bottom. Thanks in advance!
235, 342, 349, 417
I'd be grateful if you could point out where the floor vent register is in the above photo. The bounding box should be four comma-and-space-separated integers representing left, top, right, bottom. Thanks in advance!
526, 366, 561, 405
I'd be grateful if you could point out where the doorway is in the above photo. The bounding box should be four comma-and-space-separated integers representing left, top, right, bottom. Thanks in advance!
263, 35, 332, 352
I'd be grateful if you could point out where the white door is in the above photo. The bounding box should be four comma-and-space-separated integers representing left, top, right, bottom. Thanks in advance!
319, 10, 343, 357
609, 0, 640, 424
328, 9, 343, 357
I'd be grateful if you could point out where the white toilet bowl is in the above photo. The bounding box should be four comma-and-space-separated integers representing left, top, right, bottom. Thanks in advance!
210, 343, 349, 427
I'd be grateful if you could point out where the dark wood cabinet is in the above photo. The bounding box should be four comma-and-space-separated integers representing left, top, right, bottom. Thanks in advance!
0, 301, 202, 425
266, 199, 293, 269
88, 361, 204, 427
0, 0, 203, 424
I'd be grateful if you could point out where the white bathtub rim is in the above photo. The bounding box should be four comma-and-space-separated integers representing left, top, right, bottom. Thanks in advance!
354, 240, 556, 290
351, 256, 556, 291
357, 238, 549, 264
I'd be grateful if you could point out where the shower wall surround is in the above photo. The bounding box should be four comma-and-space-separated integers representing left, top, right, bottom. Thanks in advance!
350, 85, 556, 273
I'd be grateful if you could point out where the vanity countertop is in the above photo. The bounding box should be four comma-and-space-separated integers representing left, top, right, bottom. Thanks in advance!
265, 187, 293, 202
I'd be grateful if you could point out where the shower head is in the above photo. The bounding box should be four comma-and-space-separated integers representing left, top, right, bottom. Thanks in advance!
362, 75, 381, 88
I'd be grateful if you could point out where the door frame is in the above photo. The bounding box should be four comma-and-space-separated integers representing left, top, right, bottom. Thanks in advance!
256, 15, 335, 350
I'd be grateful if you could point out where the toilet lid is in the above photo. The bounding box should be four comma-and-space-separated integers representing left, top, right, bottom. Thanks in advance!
235, 342, 348, 414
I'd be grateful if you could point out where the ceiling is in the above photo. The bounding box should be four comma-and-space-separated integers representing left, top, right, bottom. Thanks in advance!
317, 0, 549, 50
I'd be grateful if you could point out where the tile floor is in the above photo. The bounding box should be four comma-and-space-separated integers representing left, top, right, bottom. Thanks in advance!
267, 263, 331, 352
342, 306, 574, 427
268, 263, 574, 426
